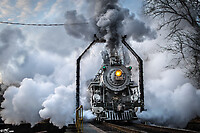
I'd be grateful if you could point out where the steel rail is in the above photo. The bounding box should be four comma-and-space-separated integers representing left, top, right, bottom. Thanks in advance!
102, 122, 198, 133
102, 122, 145, 133
132, 123, 198, 133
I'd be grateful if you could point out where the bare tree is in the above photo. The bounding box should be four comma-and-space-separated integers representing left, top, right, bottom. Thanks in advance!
144, 0, 200, 88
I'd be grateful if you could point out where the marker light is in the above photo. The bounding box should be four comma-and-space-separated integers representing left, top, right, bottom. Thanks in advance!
115, 70, 122, 77
102, 66, 106, 70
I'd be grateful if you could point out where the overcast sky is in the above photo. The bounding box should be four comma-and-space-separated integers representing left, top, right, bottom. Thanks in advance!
0, 0, 142, 23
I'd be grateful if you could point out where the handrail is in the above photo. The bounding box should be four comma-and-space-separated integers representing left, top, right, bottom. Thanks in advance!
76, 105, 83, 132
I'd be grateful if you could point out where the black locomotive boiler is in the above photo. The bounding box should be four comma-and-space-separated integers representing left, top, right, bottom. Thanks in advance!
76, 36, 144, 121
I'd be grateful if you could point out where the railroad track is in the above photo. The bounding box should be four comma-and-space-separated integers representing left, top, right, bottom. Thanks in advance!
99, 122, 199, 133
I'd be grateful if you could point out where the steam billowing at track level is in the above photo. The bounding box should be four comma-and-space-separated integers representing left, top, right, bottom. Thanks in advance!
0, 0, 200, 130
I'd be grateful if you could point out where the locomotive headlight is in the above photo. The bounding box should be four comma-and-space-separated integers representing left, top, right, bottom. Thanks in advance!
115, 69, 122, 77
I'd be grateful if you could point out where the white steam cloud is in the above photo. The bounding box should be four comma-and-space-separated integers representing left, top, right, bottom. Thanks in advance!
132, 38, 200, 128
1, 78, 55, 126
0, 0, 199, 129
39, 85, 75, 127
0, 34, 102, 128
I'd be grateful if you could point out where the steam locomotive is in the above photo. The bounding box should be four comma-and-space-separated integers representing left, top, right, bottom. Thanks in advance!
86, 36, 144, 121
76, 36, 144, 121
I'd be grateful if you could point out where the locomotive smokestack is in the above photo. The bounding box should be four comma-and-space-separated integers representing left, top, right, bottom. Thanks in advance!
107, 35, 120, 57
